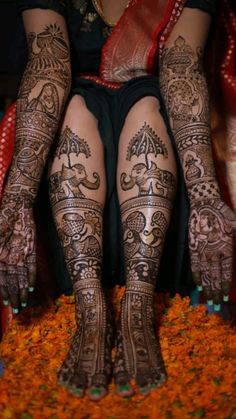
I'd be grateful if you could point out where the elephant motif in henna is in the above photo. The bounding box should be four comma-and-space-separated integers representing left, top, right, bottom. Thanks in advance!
120, 161, 175, 198
49, 163, 100, 202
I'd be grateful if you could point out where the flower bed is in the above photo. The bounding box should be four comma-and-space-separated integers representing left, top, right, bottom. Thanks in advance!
0, 288, 236, 419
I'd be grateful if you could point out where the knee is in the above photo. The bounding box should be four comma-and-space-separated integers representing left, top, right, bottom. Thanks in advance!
63, 95, 98, 130
126, 96, 161, 122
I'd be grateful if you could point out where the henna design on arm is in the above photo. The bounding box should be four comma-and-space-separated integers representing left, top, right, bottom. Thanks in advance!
0, 22, 71, 308
160, 36, 220, 202
4, 23, 71, 203
160, 36, 236, 305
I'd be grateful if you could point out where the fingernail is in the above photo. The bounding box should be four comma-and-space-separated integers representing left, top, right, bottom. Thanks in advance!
12, 308, 19, 314
3, 300, 9, 306
28, 287, 34, 292
21, 302, 27, 308
223, 295, 229, 302
197, 285, 203, 292
214, 304, 221, 312
207, 300, 213, 306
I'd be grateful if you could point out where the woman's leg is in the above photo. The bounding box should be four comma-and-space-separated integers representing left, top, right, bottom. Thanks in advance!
114, 96, 177, 395
49, 95, 112, 400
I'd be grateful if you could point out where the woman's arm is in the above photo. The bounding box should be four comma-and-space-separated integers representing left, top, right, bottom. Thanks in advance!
160, 8, 236, 308
0, 9, 71, 310
3, 8, 71, 203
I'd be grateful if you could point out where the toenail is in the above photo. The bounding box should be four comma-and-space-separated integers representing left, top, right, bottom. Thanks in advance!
74, 388, 84, 396
139, 386, 149, 395
118, 384, 131, 392
90, 387, 102, 395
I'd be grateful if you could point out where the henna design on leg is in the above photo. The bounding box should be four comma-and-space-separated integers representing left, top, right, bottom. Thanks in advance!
49, 124, 112, 400
115, 118, 176, 395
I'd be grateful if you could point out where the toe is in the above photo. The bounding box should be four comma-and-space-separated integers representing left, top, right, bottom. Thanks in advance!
116, 382, 134, 397
138, 386, 151, 396
149, 372, 167, 390
68, 386, 85, 398
88, 386, 107, 401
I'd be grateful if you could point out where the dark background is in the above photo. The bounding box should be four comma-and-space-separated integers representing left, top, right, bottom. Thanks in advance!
0, 0, 26, 107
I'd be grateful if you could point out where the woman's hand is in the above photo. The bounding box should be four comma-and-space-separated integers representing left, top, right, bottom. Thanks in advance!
0, 196, 36, 313
188, 198, 236, 309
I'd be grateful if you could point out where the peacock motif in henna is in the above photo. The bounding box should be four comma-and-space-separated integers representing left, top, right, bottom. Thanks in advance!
49, 126, 113, 400
114, 122, 175, 395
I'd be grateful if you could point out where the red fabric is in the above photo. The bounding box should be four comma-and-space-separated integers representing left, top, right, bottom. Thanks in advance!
0, 102, 16, 200
100, 0, 186, 83
0, 103, 16, 338
220, 0, 236, 302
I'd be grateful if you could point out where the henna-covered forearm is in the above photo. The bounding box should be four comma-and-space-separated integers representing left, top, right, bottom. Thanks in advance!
159, 36, 220, 203
3, 23, 71, 204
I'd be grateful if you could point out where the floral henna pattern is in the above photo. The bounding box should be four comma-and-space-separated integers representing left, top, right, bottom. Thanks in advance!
58, 280, 113, 393
0, 23, 70, 306
189, 199, 236, 302
160, 36, 236, 302
0, 195, 36, 300
114, 281, 167, 389
49, 124, 113, 397
116, 122, 175, 392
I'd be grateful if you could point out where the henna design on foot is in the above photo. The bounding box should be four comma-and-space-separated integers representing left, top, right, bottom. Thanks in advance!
57, 279, 113, 400
114, 281, 167, 395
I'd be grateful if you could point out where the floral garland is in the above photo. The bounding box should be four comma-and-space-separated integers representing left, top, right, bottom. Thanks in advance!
0, 288, 236, 418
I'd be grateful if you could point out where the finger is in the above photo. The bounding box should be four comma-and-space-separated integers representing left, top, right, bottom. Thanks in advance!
221, 256, 233, 302
192, 272, 203, 292
0, 262, 10, 305
27, 253, 36, 292
210, 262, 222, 307
20, 288, 28, 308
201, 271, 214, 304
0, 286, 10, 306
6, 265, 20, 313
18, 265, 29, 307
230, 218, 236, 236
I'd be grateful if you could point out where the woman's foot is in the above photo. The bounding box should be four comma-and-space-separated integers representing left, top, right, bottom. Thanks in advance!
114, 280, 167, 397
57, 279, 113, 401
